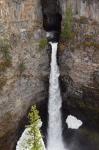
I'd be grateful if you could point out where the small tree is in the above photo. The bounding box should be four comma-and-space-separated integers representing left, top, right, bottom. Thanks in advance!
61, 6, 73, 39
28, 105, 43, 150
39, 39, 47, 50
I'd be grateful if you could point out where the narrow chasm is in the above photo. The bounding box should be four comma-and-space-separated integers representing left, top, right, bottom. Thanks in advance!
41, 0, 62, 42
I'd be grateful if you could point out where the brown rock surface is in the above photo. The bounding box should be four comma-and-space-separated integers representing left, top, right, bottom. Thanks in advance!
59, 17, 99, 128
0, 0, 49, 149
0, 0, 99, 149
60, 0, 99, 22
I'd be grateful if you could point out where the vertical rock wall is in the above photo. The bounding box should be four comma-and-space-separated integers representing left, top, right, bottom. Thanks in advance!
0, 0, 49, 150
0, 0, 42, 33
60, 0, 99, 22
59, 0, 99, 129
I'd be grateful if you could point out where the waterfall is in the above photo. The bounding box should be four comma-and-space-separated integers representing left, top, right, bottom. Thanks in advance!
47, 42, 66, 150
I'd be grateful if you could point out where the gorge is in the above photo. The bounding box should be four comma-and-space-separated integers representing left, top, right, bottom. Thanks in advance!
0, 0, 99, 150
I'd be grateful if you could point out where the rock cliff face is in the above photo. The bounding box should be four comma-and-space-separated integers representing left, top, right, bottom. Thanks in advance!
60, 0, 99, 22
59, 0, 99, 129
0, 0, 99, 149
0, 0, 49, 149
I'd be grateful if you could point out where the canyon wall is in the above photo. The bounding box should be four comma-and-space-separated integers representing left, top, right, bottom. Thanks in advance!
60, 0, 99, 22
0, 0, 49, 149
0, 0, 99, 149
59, 0, 99, 129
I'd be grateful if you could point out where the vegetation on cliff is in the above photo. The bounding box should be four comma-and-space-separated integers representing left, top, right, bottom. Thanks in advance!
18, 61, 26, 76
0, 37, 12, 71
61, 6, 73, 40
0, 37, 12, 90
39, 39, 47, 50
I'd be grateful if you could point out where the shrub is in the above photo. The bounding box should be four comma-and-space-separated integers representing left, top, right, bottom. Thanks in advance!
84, 34, 94, 40
18, 61, 26, 75
61, 6, 73, 40
39, 38, 47, 49
0, 77, 7, 90
0, 38, 11, 56
82, 42, 99, 49
0, 60, 11, 72
0, 38, 12, 71
28, 105, 43, 150
79, 16, 88, 24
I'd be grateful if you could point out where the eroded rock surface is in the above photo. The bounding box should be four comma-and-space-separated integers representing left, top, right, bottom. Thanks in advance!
60, 0, 99, 22
0, 0, 99, 149
59, 17, 99, 129
0, 0, 49, 149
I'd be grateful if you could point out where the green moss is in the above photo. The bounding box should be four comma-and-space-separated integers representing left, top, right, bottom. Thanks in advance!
61, 6, 73, 40
39, 38, 47, 49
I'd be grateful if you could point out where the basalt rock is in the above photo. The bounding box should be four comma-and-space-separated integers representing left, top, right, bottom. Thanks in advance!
59, 16, 99, 129
0, 0, 49, 149
0, 0, 99, 149
60, 0, 99, 22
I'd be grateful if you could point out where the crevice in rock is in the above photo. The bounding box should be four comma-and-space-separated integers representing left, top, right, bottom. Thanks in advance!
40, 0, 62, 41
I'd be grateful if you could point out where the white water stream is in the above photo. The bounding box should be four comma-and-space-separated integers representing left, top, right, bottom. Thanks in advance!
47, 42, 66, 150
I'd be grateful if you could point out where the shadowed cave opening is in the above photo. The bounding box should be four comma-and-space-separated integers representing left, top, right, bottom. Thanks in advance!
41, 0, 62, 41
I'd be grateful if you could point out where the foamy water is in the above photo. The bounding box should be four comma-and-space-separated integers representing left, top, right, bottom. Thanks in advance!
47, 42, 67, 150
